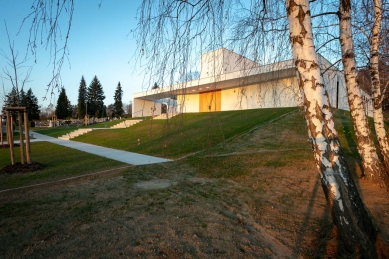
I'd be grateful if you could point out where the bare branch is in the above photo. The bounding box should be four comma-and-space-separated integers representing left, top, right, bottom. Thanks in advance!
17, 0, 74, 100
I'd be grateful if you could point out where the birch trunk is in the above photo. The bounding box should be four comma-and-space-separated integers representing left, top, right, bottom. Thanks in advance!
339, 0, 388, 187
286, 0, 377, 256
370, 0, 389, 173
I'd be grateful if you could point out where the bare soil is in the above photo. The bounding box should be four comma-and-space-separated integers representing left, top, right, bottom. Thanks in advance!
0, 162, 45, 174
0, 144, 19, 149
0, 111, 388, 258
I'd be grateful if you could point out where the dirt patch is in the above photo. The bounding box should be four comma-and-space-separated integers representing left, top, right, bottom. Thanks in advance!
0, 144, 19, 149
135, 179, 174, 190
0, 162, 44, 174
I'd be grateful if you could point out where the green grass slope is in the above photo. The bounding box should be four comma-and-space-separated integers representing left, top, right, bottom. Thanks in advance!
74, 108, 298, 158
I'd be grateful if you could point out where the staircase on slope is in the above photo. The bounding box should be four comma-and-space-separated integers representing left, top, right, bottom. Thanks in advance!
58, 128, 93, 140
110, 119, 142, 129
153, 110, 180, 120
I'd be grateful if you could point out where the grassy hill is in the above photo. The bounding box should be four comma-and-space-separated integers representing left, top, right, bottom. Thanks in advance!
1, 108, 388, 258
73, 107, 299, 158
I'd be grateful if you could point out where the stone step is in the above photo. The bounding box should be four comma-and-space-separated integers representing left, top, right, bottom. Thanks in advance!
110, 120, 142, 129
153, 111, 180, 120
58, 128, 93, 140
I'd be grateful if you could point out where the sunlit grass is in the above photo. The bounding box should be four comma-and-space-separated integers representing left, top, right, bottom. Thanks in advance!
0, 142, 125, 190
0, 108, 371, 189
33, 119, 140, 138
74, 108, 297, 158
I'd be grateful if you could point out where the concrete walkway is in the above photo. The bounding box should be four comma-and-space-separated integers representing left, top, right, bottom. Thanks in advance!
28, 132, 172, 165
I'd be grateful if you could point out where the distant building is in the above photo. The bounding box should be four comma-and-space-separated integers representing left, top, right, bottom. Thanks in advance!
132, 48, 372, 118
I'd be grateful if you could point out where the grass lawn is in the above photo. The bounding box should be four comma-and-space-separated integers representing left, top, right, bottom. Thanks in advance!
74, 108, 298, 158
0, 142, 125, 190
32, 119, 136, 138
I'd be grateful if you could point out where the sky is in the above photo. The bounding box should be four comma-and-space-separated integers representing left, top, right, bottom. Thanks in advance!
0, 0, 146, 110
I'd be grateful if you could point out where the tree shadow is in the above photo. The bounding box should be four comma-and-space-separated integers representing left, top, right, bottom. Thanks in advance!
291, 176, 357, 258
292, 176, 327, 258
338, 111, 363, 168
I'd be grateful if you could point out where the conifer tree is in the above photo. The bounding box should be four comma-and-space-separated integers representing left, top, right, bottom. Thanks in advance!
87, 76, 105, 117
102, 105, 107, 118
113, 82, 124, 117
2, 88, 19, 120
3, 87, 19, 108
21, 88, 40, 120
56, 87, 71, 119
77, 76, 87, 119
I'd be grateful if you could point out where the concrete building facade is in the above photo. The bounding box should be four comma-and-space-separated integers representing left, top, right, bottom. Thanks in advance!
132, 48, 372, 118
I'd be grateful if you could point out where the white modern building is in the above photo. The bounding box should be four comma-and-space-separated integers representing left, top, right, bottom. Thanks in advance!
132, 48, 372, 118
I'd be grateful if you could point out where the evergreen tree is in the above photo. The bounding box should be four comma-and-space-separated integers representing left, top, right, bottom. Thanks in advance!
2, 87, 20, 117
102, 105, 107, 118
3, 87, 19, 108
77, 76, 87, 119
87, 76, 105, 117
3, 88, 40, 121
113, 82, 124, 117
21, 88, 40, 120
70, 104, 78, 119
19, 89, 26, 107
56, 87, 71, 119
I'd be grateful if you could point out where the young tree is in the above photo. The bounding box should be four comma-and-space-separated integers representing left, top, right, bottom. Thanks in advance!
77, 76, 87, 119
87, 76, 105, 118
127, 102, 132, 116
20, 0, 74, 95
56, 87, 70, 119
339, 0, 388, 186
1, 22, 32, 110
113, 82, 124, 117
106, 103, 114, 118
129, 103, 133, 116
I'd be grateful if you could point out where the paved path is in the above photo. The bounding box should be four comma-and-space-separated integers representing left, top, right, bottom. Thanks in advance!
28, 132, 172, 165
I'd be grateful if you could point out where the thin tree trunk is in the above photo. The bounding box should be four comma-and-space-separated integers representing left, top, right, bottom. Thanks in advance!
370, 0, 389, 174
286, 0, 378, 256
339, 0, 388, 187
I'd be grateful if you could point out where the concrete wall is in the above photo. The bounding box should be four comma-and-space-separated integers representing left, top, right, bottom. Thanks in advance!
177, 94, 200, 113
176, 78, 301, 112
200, 49, 224, 79
200, 48, 259, 79
318, 55, 371, 116
133, 52, 354, 116
361, 91, 374, 117
132, 98, 162, 118
222, 49, 259, 75
176, 67, 351, 113
220, 78, 301, 110
318, 55, 349, 111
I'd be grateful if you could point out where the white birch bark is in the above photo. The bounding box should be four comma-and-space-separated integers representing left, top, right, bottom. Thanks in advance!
370, 0, 389, 174
339, 0, 387, 186
286, 0, 377, 256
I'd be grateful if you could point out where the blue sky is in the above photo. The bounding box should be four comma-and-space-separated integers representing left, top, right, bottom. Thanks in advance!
0, 0, 145, 109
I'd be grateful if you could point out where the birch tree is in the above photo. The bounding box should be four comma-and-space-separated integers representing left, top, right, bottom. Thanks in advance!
339, 0, 389, 187
286, 0, 382, 256
366, 0, 389, 174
